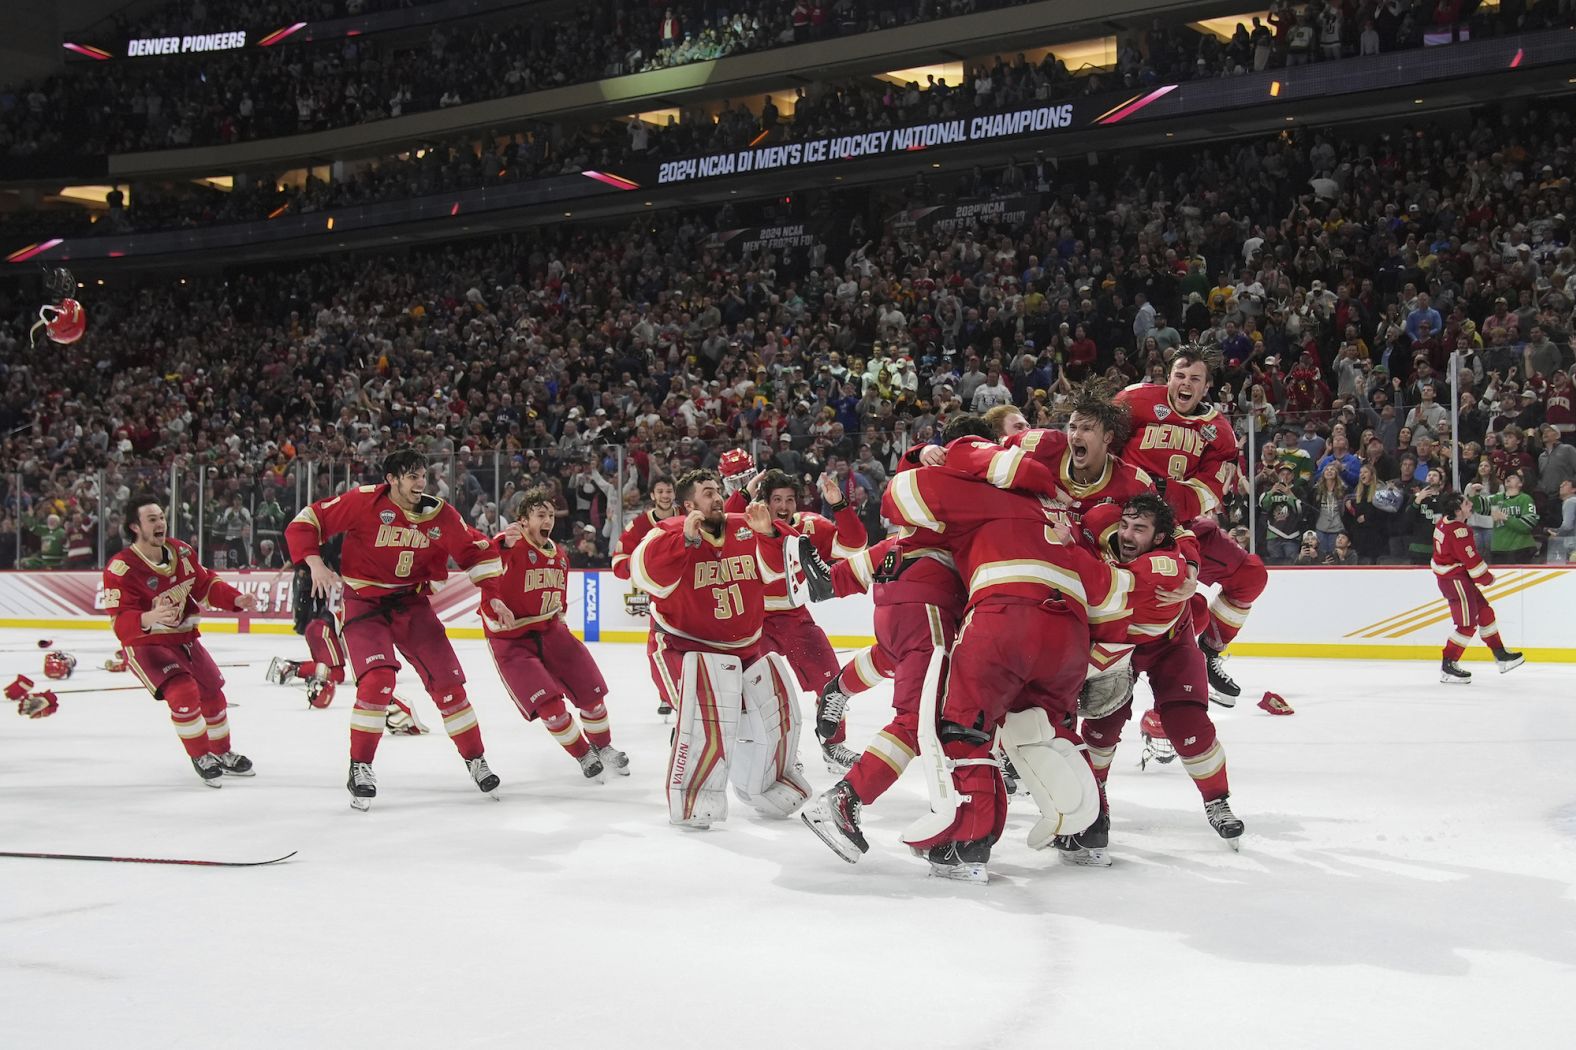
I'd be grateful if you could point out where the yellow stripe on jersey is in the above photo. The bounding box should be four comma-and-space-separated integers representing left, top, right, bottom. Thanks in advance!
967, 559, 1089, 605
887, 472, 944, 533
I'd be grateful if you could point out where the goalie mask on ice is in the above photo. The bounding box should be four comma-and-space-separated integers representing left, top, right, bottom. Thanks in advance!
665, 651, 810, 828
30, 268, 87, 347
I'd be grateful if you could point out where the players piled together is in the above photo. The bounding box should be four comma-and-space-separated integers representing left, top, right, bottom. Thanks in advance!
79, 345, 1522, 883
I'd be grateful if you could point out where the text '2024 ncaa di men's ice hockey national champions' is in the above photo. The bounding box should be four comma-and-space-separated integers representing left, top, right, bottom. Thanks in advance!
3, 2, 1576, 1047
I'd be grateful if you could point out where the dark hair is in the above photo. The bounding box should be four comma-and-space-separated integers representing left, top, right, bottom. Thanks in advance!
1122, 492, 1176, 545
1067, 381, 1131, 447
941, 412, 995, 443
1167, 343, 1218, 377
382, 448, 427, 479
122, 493, 163, 540
516, 485, 553, 518
675, 468, 720, 505
756, 468, 798, 500
649, 476, 675, 494
1437, 491, 1466, 518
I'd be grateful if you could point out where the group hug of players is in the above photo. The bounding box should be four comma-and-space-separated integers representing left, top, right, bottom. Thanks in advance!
83, 345, 1523, 882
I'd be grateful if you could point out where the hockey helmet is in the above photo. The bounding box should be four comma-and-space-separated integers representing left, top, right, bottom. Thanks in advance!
718, 448, 755, 478
43, 651, 78, 680
104, 649, 128, 673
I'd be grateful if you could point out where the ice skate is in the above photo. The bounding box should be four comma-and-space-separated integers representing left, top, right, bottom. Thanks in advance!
1204, 795, 1245, 850
467, 755, 501, 795
1054, 811, 1111, 867
1493, 648, 1525, 674
597, 745, 630, 776
821, 742, 860, 776
1001, 752, 1022, 799
192, 753, 224, 788
348, 761, 376, 810
1201, 646, 1240, 707
924, 839, 991, 884
800, 780, 869, 863
814, 678, 850, 743
576, 750, 606, 781
1440, 659, 1472, 685
797, 536, 835, 602
265, 657, 299, 685
656, 702, 673, 717
217, 751, 255, 776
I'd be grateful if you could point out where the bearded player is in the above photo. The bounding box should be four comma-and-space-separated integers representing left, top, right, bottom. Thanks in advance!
1118, 346, 1267, 705
612, 476, 679, 716
103, 494, 260, 786
629, 468, 811, 829
482, 486, 629, 781
285, 449, 505, 810
1057, 496, 1246, 862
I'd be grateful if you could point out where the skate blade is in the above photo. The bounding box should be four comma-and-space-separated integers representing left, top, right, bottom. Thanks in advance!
1439, 675, 1472, 685
928, 861, 989, 884
1497, 658, 1525, 674
200, 779, 223, 789
1207, 691, 1239, 708
350, 796, 372, 811
823, 758, 854, 776
219, 768, 256, 777
1223, 837, 1242, 853
800, 812, 865, 864
1057, 848, 1112, 868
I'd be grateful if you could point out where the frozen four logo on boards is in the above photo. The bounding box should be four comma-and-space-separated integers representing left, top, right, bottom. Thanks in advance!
126, 30, 247, 56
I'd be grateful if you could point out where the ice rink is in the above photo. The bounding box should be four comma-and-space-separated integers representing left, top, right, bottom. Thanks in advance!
2, 626, 1573, 1049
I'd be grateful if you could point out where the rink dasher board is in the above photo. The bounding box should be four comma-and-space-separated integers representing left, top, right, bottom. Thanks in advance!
1, 565, 1573, 663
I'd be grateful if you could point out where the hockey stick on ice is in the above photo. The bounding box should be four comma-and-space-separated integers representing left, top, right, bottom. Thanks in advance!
0, 850, 297, 867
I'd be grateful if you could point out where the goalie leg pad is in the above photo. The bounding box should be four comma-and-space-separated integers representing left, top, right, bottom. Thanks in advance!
668, 651, 743, 828
730, 653, 811, 817
902, 722, 1005, 849
999, 708, 1100, 849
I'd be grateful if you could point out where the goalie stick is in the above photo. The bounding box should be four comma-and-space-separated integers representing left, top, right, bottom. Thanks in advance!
0, 849, 297, 868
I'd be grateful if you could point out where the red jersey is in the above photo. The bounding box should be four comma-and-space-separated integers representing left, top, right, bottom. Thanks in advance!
630, 515, 782, 653
1079, 503, 1194, 673
479, 536, 569, 638
764, 508, 865, 612
285, 484, 502, 598
882, 467, 1127, 623
1431, 518, 1493, 587
611, 505, 678, 580
1546, 382, 1575, 434
102, 539, 245, 647
1117, 383, 1239, 520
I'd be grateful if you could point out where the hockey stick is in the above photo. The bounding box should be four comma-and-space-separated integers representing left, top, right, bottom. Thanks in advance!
0, 849, 297, 867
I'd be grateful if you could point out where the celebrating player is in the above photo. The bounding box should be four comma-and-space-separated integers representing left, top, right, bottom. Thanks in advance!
285, 449, 505, 811
102, 494, 259, 786
629, 468, 811, 829
268, 536, 348, 709
746, 469, 867, 773
611, 476, 679, 715
1060, 495, 1246, 860
1431, 491, 1525, 683
1118, 347, 1268, 705
482, 486, 629, 781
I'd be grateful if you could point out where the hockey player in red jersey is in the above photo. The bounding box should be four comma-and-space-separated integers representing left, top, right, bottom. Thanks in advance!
102, 494, 260, 786
285, 449, 505, 810
268, 536, 348, 709
630, 468, 811, 829
1059, 495, 1246, 860
875, 463, 1125, 882
800, 420, 984, 863
744, 469, 868, 772
1432, 491, 1525, 683
1118, 346, 1267, 706
482, 486, 628, 781
611, 477, 680, 715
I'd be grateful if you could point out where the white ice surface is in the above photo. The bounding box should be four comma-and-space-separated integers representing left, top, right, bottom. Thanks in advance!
1, 627, 1573, 1050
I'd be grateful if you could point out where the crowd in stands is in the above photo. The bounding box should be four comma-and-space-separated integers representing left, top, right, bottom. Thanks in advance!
4, 0, 1565, 172
5, 96, 1576, 573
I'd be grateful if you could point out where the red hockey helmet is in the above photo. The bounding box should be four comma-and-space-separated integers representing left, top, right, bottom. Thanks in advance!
43, 651, 78, 680
38, 299, 87, 345
718, 448, 755, 478
104, 649, 129, 673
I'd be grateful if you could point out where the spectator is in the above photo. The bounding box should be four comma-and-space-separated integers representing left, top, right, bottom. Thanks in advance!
1311, 463, 1347, 555
1487, 471, 1539, 563
1546, 478, 1576, 563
